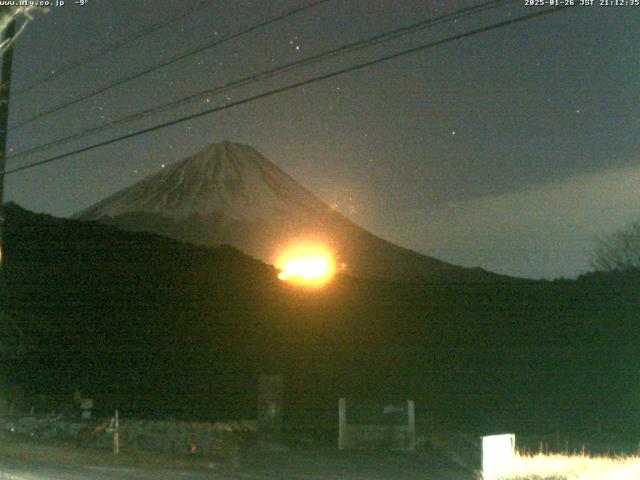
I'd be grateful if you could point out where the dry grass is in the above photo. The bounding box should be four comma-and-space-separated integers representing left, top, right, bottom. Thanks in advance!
0, 435, 231, 472
494, 452, 640, 480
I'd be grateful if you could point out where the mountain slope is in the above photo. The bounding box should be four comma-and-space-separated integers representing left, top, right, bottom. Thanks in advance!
76, 141, 501, 282
3, 203, 639, 433
78, 141, 328, 223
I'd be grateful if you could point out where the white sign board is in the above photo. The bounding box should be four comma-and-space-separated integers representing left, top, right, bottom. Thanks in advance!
482, 433, 515, 480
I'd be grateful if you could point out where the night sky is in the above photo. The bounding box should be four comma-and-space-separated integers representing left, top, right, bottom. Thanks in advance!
3, 0, 639, 279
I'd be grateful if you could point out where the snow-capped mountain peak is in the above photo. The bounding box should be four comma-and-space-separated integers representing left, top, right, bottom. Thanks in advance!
78, 141, 329, 223
77, 141, 500, 283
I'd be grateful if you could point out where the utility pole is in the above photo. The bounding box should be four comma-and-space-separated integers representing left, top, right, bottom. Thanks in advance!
0, 17, 15, 267
0, 17, 16, 205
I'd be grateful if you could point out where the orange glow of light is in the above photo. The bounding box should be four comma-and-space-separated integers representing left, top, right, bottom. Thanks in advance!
276, 244, 336, 287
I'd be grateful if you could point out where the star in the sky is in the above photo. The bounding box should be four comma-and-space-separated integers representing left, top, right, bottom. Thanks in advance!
288, 39, 302, 51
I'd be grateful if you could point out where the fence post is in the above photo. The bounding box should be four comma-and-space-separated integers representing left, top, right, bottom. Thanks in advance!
113, 409, 120, 455
407, 400, 416, 450
338, 398, 347, 450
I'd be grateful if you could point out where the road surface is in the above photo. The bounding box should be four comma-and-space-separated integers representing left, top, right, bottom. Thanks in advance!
0, 444, 474, 479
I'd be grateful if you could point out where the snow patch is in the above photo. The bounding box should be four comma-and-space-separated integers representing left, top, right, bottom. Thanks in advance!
77, 142, 331, 223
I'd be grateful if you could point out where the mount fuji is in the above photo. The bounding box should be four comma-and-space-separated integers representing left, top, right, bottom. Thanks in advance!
76, 141, 499, 282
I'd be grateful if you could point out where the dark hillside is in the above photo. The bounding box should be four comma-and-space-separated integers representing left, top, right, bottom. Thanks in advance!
1, 203, 639, 435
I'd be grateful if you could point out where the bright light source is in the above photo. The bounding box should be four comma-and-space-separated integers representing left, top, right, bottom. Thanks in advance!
278, 257, 330, 281
483, 433, 516, 480
276, 243, 336, 287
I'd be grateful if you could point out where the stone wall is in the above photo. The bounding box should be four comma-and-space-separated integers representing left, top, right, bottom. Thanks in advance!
1, 415, 256, 458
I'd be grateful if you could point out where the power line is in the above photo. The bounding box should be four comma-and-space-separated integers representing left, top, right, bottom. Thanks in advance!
11, 0, 332, 130
7, 0, 510, 162
2, 5, 572, 178
14, 0, 216, 96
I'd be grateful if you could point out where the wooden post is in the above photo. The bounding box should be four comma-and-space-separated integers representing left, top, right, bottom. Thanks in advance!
113, 409, 120, 454
338, 398, 347, 450
407, 400, 416, 450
